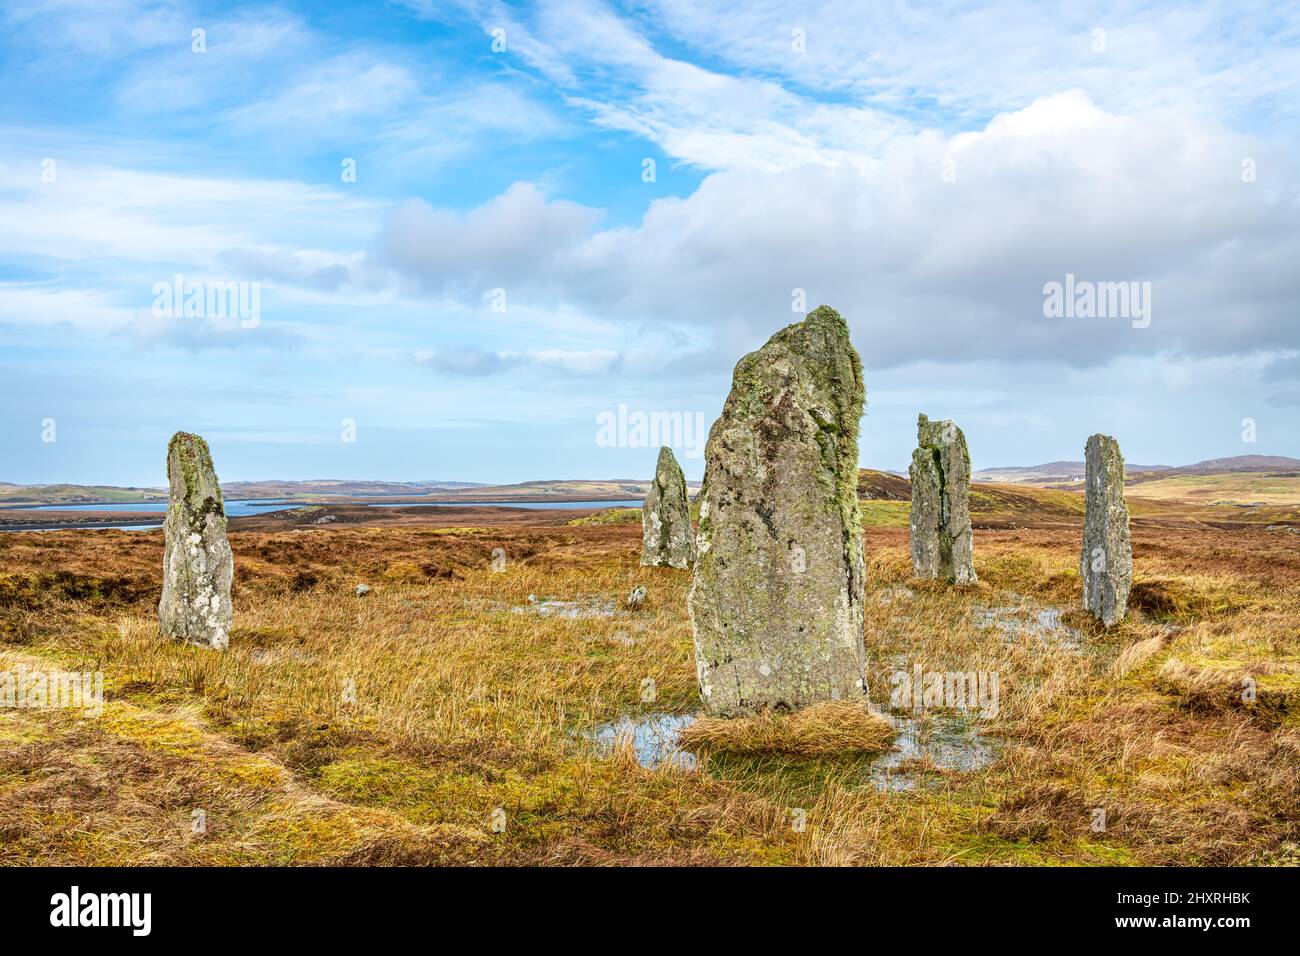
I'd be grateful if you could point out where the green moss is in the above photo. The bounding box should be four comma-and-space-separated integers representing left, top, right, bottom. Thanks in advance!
568, 508, 640, 527
166, 431, 226, 529
860, 500, 911, 527
947, 834, 1140, 866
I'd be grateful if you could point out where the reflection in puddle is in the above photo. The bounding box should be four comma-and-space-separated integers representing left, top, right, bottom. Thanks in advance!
586, 707, 998, 792
868, 713, 997, 792
589, 712, 698, 769
972, 605, 1082, 648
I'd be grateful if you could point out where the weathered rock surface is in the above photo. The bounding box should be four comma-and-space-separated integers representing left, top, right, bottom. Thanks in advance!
640, 446, 696, 569
1081, 433, 1132, 626
159, 432, 233, 650
908, 414, 977, 584
688, 305, 867, 716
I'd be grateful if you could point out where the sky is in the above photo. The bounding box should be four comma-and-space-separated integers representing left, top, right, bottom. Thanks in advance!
1, 0, 1297, 486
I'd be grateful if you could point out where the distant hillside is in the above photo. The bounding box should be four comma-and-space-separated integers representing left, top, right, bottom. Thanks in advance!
0, 484, 166, 506
421, 478, 702, 501
220, 479, 484, 499
1123, 472, 1300, 505
0, 479, 482, 506
854, 468, 1299, 523
1128, 455, 1300, 481
857, 469, 910, 500
975, 461, 1169, 483
977, 454, 1300, 484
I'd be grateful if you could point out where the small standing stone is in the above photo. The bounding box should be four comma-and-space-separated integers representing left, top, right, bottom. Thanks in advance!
158, 432, 233, 650
627, 585, 647, 609
640, 446, 696, 568
908, 414, 977, 584
355, 584, 370, 597
688, 305, 867, 716
1081, 433, 1132, 626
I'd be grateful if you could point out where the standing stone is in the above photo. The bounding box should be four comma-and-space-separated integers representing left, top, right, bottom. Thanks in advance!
908, 414, 977, 584
688, 305, 867, 716
1081, 433, 1132, 626
159, 432, 233, 650
640, 446, 695, 569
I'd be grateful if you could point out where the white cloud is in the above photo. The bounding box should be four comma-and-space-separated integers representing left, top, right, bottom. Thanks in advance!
381, 90, 1300, 369
453, 0, 903, 172
638, 0, 1300, 130
382, 182, 603, 297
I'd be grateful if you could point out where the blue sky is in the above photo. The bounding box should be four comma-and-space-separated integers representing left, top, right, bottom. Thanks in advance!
1, 0, 1297, 486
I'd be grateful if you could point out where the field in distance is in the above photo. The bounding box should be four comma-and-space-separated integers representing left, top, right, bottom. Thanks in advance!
854, 469, 1300, 529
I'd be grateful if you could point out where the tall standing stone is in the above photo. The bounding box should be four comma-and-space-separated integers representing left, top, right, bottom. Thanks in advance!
641, 446, 695, 569
159, 432, 233, 650
909, 414, 977, 584
688, 305, 867, 716
1081, 433, 1132, 626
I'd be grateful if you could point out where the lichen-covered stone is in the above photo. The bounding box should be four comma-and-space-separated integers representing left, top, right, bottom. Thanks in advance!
640, 446, 696, 569
688, 305, 867, 716
159, 432, 232, 650
1081, 433, 1132, 626
908, 414, 977, 584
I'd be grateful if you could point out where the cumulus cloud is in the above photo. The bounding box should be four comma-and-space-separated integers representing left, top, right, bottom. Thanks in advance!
381, 182, 603, 297
379, 91, 1300, 369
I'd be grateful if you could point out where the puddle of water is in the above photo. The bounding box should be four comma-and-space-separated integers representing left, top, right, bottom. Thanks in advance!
588, 712, 698, 769
586, 705, 996, 794
972, 605, 1082, 648
868, 713, 997, 792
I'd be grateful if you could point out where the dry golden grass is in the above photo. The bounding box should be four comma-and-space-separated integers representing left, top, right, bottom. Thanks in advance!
0, 512, 1297, 866
680, 702, 895, 757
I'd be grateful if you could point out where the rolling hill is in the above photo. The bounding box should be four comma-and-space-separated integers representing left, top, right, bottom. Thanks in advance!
976, 454, 1300, 485
0, 484, 167, 506
219, 479, 484, 499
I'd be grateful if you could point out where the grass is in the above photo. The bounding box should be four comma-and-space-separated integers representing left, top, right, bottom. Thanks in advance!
680, 702, 895, 757
568, 507, 640, 527
1126, 472, 1300, 505
0, 506, 1297, 866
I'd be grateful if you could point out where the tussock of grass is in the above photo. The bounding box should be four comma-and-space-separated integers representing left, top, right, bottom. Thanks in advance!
1156, 657, 1300, 720
567, 508, 641, 527
1111, 634, 1171, 678
679, 702, 895, 757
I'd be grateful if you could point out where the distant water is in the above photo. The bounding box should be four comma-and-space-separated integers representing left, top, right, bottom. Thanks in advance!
1, 497, 642, 531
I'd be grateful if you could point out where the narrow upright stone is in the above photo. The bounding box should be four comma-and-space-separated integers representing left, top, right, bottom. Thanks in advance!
688, 305, 867, 716
641, 446, 695, 569
908, 414, 977, 584
159, 432, 233, 650
1081, 433, 1132, 626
